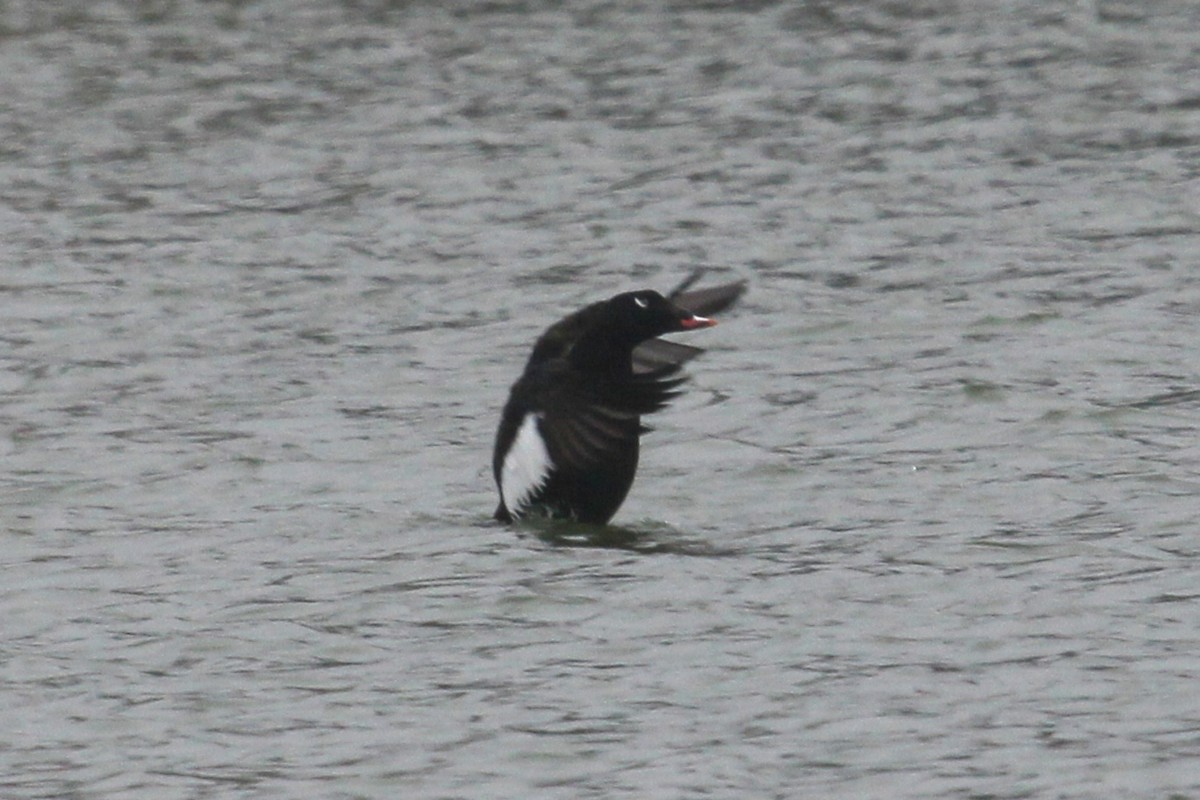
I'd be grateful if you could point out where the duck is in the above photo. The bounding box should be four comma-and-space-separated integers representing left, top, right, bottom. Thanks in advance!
492, 274, 744, 524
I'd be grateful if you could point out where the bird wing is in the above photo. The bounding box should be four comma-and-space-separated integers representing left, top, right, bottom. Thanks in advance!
532, 361, 688, 470
632, 338, 704, 374
668, 273, 747, 316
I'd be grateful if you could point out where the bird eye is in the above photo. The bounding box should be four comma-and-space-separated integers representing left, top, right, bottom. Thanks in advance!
634, 296, 649, 309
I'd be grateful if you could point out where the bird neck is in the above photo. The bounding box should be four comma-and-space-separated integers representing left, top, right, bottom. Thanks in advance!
570, 329, 636, 376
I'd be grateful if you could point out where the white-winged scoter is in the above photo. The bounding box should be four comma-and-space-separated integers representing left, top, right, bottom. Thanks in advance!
492, 276, 744, 525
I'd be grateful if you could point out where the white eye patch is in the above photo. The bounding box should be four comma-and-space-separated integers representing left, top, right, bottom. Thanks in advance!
634, 296, 649, 309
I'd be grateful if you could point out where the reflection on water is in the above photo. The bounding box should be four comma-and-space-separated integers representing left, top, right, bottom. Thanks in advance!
4, 1, 1200, 798
518, 517, 741, 556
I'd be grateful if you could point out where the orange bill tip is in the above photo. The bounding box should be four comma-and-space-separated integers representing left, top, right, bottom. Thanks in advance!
679, 314, 715, 329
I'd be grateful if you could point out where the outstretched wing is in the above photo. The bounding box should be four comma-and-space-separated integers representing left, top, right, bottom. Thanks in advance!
668, 272, 747, 316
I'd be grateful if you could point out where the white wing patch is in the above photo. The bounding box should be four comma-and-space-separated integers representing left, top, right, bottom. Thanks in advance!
501, 413, 553, 518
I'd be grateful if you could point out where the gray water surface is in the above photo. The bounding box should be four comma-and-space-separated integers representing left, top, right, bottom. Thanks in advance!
4, 1, 1200, 798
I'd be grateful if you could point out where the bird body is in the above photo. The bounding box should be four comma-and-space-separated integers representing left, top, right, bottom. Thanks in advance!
492, 278, 743, 525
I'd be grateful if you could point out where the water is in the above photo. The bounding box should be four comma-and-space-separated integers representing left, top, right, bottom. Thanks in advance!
3, 1, 1200, 797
